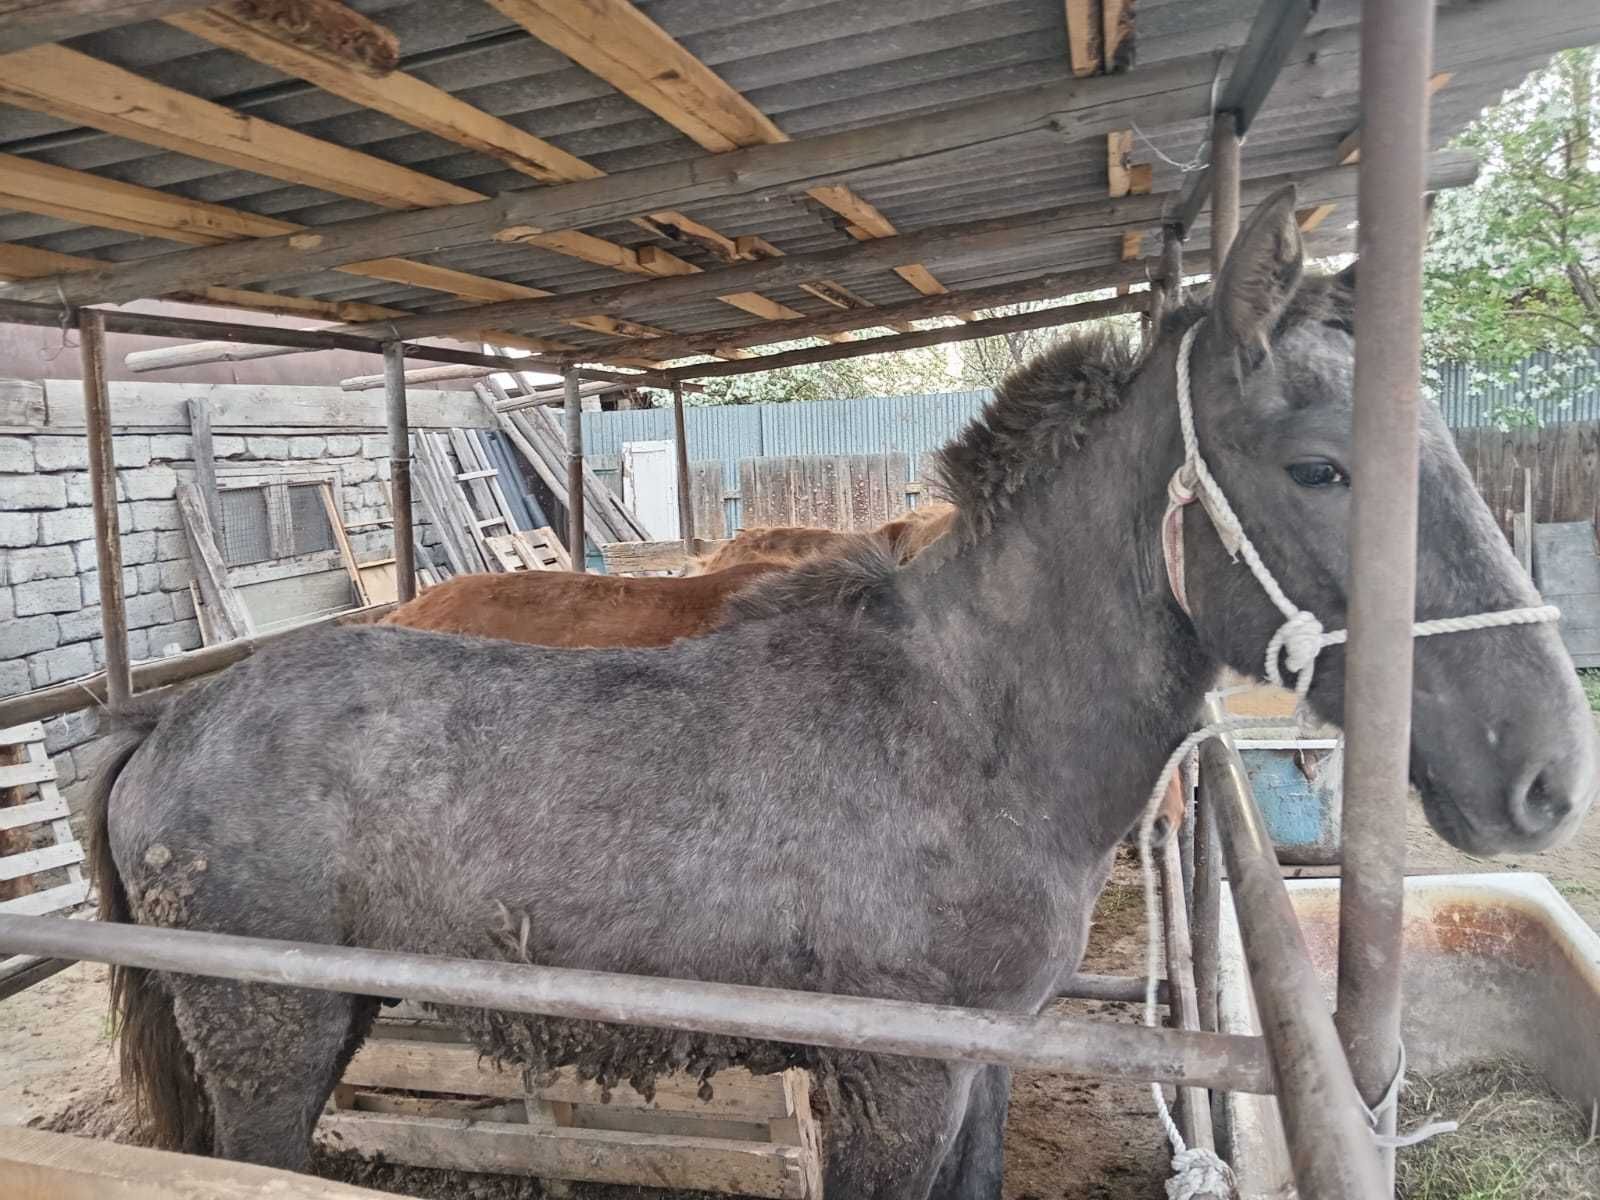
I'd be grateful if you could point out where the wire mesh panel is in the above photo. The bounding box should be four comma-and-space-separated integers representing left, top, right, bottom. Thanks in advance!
289, 484, 336, 556
218, 487, 272, 566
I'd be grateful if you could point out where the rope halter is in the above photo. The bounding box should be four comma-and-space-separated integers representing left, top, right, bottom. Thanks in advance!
1159, 323, 1560, 708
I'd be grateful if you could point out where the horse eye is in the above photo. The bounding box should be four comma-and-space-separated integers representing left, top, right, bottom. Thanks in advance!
1286, 460, 1348, 488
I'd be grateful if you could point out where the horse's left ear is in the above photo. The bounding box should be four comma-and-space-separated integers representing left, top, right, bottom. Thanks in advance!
1210, 184, 1304, 357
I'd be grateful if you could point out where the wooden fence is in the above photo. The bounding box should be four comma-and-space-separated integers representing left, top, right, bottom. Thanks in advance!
1453, 421, 1600, 539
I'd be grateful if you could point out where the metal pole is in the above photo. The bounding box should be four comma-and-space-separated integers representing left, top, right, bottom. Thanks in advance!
0, 913, 1274, 1093
383, 342, 416, 604
1059, 973, 1169, 1005
78, 310, 130, 707
1160, 224, 1185, 315
1210, 114, 1242, 267
671, 381, 695, 558
563, 369, 587, 573
1159, 833, 1216, 1156
1193, 792, 1221, 1034
1202, 725, 1388, 1197
1336, 0, 1435, 1179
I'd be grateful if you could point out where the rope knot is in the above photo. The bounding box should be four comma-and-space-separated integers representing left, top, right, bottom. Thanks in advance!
1266, 610, 1325, 693
1165, 1147, 1237, 1200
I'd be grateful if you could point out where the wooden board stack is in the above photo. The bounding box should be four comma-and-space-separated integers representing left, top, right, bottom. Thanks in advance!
323, 1007, 823, 1198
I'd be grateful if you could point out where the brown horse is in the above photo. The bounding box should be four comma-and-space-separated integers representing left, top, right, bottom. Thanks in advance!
381, 561, 787, 648
690, 502, 958, 575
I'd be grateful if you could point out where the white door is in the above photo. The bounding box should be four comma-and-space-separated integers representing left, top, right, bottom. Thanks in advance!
622, 440, 679, 540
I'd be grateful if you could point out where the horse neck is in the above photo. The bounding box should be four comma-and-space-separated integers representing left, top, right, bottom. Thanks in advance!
905, 342, 1215, 848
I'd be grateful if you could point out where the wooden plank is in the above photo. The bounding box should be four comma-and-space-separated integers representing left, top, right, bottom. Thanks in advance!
0, 953, 73, 1002
1065, 0, 1103, 76
1102, 0, 1133, 71
1296, 203, 1337, 232
317, 1111, 813, 1198
40, 379, 495, 431
0, 796, 70, 833
186, 398, 222, 554
0, 723, 47, 747
0, 759, 54, 790
226, 550, 346, 588
0, 737, 35, 903
317, 484, 370, 607
79, 307, 131, 706
0, 1124, 409, 1199
0, 842, 84, 882
0, 878, 89, 916
1107, 130, 1134, 197
691, 461, 726, 540
177, 481, 253, 640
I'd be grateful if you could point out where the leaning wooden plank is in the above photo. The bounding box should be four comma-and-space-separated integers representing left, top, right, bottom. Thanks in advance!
0, 758, 54, 790
0, 1123, 410, 1199
0, 842, 84, 882
0, 795, 70, 832
317, 1110, 813, 1198
407, 438, 477, 575
177, 481, 253, 640
0, 953, 73, 1003
0, 879, 89, 916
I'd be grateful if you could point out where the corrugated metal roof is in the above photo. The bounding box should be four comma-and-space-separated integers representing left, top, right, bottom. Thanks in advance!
1, 0, 1594, 359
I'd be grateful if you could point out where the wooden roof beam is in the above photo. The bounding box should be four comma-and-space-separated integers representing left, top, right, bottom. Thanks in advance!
0, 153, 579, 354
155, 151, 1476, 353
1336, 72, 1454, 164
165, 1, 814, 328
0, 53, 1364, 308
484, 0, 958, 305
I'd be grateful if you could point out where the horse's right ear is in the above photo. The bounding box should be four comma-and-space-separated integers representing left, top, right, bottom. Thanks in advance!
1209, 185, 1303, 358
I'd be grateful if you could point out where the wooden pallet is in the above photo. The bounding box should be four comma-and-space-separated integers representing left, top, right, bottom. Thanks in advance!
323, 1011, 822, 1198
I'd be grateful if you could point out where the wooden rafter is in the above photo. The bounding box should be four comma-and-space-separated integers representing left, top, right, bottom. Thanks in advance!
163, 4, 820, 331
0, 242, 403, 324
0, 154, 579, 354
0, 43, 715, 340
483, 0, 959, 306
1067, 2, 1134, 78
1337, 72, 1454, 164
1296, 203, 1338, 233
0, 1, 206, 55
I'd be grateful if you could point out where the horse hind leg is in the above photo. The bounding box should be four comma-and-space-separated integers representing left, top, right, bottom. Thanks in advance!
928, 1064, 1010, 1200
821, 1053, 981, 1200
166, 972, 378, 1171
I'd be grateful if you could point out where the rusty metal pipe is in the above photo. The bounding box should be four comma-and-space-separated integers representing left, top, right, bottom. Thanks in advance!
79, 309, 131, 707
0, 913, 1274, 1093
563, 369, 586, 573
1335, 1, 1436, 1183
1201, 718, 1387, 1196
383, 342, 416, 605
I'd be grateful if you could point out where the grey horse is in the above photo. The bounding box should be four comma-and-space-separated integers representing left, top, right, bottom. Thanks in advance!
88, 187, 1595, 1199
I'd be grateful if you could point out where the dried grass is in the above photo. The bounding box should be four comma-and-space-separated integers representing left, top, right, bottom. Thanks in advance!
1396, 1059, 1600, 1200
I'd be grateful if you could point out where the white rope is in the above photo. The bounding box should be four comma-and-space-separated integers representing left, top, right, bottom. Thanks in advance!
1361, 1039, 1460, 1150
1132, 325, 1559, 1192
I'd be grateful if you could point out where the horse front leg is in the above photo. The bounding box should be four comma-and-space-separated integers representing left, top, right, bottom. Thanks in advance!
819, 1053, 982, 1200
928, 1063, 1010, 1200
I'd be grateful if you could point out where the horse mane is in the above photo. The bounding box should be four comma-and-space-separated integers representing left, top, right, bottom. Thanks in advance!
719, 533, 899, 624
935, 327, 1142, 538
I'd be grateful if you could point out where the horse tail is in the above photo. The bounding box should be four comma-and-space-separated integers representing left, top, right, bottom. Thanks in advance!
88, 700, 214, 1154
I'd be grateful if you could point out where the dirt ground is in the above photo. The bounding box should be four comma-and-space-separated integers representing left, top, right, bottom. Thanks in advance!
3, 799, 1599, 1199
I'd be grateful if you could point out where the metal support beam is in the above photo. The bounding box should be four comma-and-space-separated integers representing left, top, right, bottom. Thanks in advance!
78, 310, 130, 707
1193, 784, 1222, 1035
563, 370, 586, 573
1336, 0, 1436, 1183
384, 342, 416, 604
1159, 832, 1217, 1155
1173, 0, 1319, 236
672, 382, 695, 556
1202, 719, 1388, 1196
0, 913, 1274, 1093
1210, 115, 1242, 265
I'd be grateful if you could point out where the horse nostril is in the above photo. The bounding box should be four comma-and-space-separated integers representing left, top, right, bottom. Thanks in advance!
1509, 767, 1574, 838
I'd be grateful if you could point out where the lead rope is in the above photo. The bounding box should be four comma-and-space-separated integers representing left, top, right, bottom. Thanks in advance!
1137, 324, 1560, 1197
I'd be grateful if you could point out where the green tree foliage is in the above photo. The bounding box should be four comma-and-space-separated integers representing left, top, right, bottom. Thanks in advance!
1423, 48, 1598, 425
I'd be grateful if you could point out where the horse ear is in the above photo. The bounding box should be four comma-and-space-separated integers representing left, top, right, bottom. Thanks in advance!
1209, 184, 1303, 356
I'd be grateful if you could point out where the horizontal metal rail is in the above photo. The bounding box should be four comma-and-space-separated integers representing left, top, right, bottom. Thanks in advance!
0, 914, 1274, 1093
1200, 703, 1387, 1195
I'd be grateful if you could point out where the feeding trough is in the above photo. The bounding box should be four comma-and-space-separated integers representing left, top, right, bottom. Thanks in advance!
1218, 873, 1600, 1194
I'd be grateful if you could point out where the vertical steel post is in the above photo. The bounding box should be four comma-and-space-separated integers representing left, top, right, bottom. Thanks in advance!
1336, 0, 1435, 1182
1193, 791, 1222, 1035
1210, 115, 1242, 267
564, 370, 587, 573
79, 310, 130, 707
672, 382, 695, 558
384, 342, 416, 604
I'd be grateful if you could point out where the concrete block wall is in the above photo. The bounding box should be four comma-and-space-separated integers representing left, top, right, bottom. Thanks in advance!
1, 428, 433, 811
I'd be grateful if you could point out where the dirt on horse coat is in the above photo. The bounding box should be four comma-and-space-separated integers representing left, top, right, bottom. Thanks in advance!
88, 189, 1596, 1200
379, 561, 787, 647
